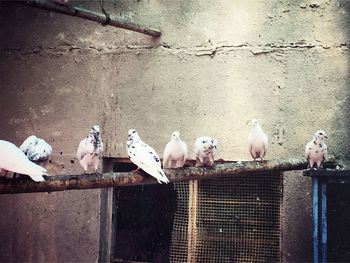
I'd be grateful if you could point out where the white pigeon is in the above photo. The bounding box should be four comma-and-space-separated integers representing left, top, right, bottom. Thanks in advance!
126, 129, 169, 184
194, 136, 217, 167
76, 125, 104, 173
20, 135, 52, 165
305, 130, 328, 169
248, 118, 268, 161
0, 140, 47, 182
163, 131, 188, 168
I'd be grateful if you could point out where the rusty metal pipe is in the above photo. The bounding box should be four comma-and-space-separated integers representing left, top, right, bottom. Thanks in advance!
0, 158, 326, 194
23, 0, 161, 37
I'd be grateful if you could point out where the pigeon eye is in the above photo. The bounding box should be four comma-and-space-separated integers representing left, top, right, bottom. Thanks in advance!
319, 132, 323, 135
132, 130, 136, 134
202, 140, 207, 144
211, 139, 214, 143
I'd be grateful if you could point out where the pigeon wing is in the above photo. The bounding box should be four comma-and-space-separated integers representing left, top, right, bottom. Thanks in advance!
0, 140, 46, 182
28, 138, 52, 163
323, 143, 328, 161
131, 142, 169, 183
40, 138, 52, 157
19, 135, 37, 154
76, 139, 88, 160
162, 142, 172, 168
261, 132, 268, 158
305, 141, 312, 160
181, 140, 188, 162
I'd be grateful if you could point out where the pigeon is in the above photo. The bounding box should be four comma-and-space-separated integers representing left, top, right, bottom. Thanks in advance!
126, 129, 169, 184
305, 130, 328, 169
194, 136, 217, 167
248, 118, 268, 161
0, 140, 47, 182
76, 125, 104, 173
163, 131, 188, 168
20, 135, 52, 165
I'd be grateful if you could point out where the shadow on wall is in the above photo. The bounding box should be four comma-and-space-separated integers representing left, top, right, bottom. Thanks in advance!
332, 0, 350, 160
327, 1, 350, 262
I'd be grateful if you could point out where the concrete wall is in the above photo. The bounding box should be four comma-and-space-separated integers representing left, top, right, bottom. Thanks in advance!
0, 0, 349, 261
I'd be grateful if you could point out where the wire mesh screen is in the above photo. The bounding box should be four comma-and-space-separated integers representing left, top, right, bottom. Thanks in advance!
169, 172, 282, 263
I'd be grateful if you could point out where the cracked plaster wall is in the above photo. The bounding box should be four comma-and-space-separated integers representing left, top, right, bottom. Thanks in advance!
0, 0, 350, 262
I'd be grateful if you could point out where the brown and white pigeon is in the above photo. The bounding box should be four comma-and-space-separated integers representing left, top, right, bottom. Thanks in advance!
126, 129, 169, 184
163, 131, 188, 168
194, 136, 217, 167
248, 118, 268, 161
0, 140, 47, 182
305, 130, 328, 169
76, 125, 103, 173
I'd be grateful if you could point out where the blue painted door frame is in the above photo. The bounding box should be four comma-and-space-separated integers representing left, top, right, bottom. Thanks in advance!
306, 167, 350, 263
312, 177, 327, 263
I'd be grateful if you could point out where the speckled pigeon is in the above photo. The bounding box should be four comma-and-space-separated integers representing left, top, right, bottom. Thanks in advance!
127, 129, 169, 184
194, 136, 217, 167
305, 130, 328, 169
20, 135, 52, 165
76, 125, 104, 173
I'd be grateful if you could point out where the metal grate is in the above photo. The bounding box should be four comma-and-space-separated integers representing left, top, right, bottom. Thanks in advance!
169, 172, 282, 263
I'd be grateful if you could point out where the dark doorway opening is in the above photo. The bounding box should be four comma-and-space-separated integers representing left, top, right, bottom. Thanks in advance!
328, 183, 350, 262
111, 161, 177, 263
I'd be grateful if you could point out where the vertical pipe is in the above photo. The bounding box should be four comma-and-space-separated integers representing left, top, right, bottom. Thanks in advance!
187, 180, 198, 263
313, 177, 319, 263
321, 183, 327, 263
23, 0, 162, 37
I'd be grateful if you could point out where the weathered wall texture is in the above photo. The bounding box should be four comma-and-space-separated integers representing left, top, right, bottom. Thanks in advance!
0, 0, 349, 262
